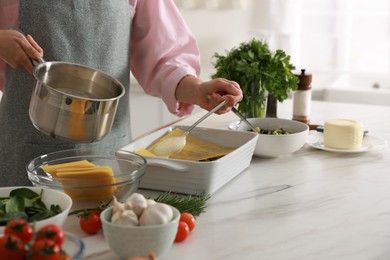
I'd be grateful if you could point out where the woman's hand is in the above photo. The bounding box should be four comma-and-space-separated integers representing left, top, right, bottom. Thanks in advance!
176, 75, 243, 114
0, 30, 43, 73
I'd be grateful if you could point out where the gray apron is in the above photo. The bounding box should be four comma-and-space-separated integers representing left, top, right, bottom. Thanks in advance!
0, 0, 132, 186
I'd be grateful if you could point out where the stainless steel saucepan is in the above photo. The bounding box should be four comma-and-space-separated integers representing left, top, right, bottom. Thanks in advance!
29, 58, 125, 143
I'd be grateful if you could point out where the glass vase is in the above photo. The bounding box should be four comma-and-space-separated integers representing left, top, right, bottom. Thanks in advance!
239, 81, 268, 118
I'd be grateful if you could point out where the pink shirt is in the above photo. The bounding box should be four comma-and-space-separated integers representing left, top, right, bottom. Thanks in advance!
0, 0, 200, 116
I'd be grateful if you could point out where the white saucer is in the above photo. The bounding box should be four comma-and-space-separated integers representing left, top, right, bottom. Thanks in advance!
306, 131, 388, 153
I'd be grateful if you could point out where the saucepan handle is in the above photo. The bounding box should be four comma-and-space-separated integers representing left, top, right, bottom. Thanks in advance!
32, 57, 45, 67
8, 28, 45, 67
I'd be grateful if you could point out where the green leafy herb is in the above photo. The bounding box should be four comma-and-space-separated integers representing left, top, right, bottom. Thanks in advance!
0, 188, 62, 226
212, 38, 299, 117
154, 192, 210, 218
255, 127, 290, 135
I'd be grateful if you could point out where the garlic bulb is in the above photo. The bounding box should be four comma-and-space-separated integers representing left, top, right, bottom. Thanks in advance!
125, 193, 148, 216
112, 196, 125, 212
111, 208, 138, 226
146, 199, 156, 207
139, 203, 173, 226
109, 194, 174, 227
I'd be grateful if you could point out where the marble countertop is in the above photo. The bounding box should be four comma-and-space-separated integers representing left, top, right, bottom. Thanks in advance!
64, 99, 390, 260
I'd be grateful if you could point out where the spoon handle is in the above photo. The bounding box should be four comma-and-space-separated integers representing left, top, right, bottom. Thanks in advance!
231, 107, 259, 133
184, 100, 227, 134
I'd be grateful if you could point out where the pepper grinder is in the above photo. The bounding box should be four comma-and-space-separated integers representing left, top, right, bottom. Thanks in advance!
293, 69, 312, 124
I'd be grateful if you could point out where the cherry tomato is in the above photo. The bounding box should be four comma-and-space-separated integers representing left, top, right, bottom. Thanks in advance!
31, 239, 61, 260
4, 218, 34, 243
79, 211, 102, 235
36, 224, 65, 247
0, 234, 26, 260
180, 212, 196, 232
175, 221, 190, 243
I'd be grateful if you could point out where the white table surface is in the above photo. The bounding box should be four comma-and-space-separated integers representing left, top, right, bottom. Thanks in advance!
64, 99, 390, 260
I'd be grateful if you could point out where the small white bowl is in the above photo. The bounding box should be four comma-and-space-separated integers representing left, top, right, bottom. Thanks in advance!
101, 205, 180, 259
0, 186, 72, 233
229, 118, 309, 157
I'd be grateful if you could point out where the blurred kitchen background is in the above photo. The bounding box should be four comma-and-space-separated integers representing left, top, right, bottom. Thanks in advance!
131, 0, 390, 137
1, 0, 389, 137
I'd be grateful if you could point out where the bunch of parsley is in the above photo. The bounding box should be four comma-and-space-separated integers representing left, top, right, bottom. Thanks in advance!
212, 38, 299, 117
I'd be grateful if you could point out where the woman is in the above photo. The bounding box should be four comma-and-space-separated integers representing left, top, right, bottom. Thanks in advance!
0, 0, 242, 186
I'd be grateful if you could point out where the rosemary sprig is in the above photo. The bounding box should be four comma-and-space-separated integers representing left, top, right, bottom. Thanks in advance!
67, 192, 211, 218
154, 191, 211, 218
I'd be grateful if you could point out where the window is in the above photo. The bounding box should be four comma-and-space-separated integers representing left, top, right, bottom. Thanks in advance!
252, 0, 390, 87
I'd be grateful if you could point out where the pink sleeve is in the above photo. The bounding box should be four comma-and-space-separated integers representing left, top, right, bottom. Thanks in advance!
129, 0, 201, 117
0, 0, 19, 92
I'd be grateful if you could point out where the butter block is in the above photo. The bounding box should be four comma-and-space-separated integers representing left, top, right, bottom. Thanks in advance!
323, 119, 364, 149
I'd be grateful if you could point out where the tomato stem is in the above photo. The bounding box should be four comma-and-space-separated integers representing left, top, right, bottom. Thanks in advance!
68, 199, 112, 217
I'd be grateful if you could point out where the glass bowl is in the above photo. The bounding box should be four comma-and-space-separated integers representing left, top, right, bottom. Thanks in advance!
0, 232, 84, 260
26, 148, 146, 210
63, 232, 85, 260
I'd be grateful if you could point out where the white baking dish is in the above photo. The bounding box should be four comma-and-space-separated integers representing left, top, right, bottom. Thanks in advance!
118, 125, 258, 195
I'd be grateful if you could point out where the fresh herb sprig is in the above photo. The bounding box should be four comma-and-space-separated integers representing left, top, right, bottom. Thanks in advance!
212, 38, 299, 116
68, 192, 211, 218
154, 192, 210, 218
0, 188, 62, 226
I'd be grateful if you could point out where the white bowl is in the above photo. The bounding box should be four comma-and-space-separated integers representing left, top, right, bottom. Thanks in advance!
101, 205, 180, 259
229, 118, 309, 157
0, 186, 72, 233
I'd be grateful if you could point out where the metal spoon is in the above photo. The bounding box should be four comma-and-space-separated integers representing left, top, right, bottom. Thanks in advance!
152, 100, 228, 157
231, 107, 259, 133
